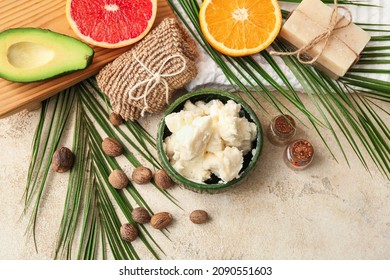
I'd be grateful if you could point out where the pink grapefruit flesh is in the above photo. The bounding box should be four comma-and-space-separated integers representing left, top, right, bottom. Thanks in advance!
66, 0, 157, 48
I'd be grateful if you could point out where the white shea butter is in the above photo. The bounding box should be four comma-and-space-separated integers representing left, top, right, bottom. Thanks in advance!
165, 116, 212, 161
203, 147, 243, 183
164, 99, 257, 183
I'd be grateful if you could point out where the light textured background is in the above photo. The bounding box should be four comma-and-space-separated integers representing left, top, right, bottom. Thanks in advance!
0, 0, 389, 260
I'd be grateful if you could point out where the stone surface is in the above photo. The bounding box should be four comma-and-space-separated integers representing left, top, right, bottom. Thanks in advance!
0, 0, 389, 260
0, 89, 389, 260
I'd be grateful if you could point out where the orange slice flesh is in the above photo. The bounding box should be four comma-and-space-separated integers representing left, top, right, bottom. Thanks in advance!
199, 0, 282, 56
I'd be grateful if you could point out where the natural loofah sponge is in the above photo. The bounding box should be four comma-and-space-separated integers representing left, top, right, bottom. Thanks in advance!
96, 18, 199, 120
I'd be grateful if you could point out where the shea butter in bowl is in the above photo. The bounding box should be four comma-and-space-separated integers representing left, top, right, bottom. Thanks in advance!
157, 88, 263, 193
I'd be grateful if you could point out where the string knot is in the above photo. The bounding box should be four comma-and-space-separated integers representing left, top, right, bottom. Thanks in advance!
270, 0, 353, 65
128, 54, 187, 116
153, 74, 161, 84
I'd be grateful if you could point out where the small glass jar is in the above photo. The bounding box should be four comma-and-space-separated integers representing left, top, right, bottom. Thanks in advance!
267, 114, 296, 146
284, 139, 314, 170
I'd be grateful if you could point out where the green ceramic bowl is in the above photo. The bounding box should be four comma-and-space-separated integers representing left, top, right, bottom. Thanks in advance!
157, 88, 263, 193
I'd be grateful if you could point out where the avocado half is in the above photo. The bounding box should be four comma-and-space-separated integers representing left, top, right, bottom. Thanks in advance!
0, 28, 94, 82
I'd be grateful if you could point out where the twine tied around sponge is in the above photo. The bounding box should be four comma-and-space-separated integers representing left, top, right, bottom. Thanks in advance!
128, 53, 187, 117
270, 0, 354, 64
96, 18, 199, 120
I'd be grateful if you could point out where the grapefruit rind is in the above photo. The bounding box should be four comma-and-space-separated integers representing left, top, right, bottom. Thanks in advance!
65, 0, 158, 49
199, 0, 282, 57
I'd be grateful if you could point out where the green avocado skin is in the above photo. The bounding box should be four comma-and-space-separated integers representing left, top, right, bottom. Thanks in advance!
0, 28, 94, 83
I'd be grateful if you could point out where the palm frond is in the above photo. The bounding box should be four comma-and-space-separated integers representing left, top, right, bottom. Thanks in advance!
23, 89, 76, 251
79, 80, 180, 207
24, 80, 180, 259
24, 0, 390, 260
167, 0, 390, 178
55, 101, 90, 259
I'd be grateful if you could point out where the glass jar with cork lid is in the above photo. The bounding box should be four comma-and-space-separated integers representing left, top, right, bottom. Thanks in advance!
284, 139, 314, 170
267, 114, 296, 146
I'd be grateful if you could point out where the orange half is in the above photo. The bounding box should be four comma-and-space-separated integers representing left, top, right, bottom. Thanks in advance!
199, 0, 282, 56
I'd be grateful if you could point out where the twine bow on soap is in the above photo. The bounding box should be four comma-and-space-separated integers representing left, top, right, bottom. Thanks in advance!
270, 0, 353, 64
128, 54, 187, 116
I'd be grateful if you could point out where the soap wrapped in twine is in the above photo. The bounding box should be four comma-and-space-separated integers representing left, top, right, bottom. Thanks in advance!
270, 0, 354, 64
97, 18, 198, 120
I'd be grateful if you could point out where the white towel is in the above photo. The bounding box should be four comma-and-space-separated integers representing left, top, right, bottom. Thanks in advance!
172, 0, 390, 90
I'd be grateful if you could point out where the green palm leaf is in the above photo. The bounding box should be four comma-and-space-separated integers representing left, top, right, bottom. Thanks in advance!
24, 0, 390, 260
24, 80, 177, 259
167, 0, 390, 179
24, 90, 75, 251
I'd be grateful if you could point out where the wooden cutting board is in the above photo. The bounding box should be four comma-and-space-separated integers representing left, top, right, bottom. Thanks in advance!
0, 0, 174, 118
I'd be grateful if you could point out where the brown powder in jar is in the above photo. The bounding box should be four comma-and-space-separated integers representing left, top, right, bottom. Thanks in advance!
274, 115, 296, 134
291, 140, 314, 161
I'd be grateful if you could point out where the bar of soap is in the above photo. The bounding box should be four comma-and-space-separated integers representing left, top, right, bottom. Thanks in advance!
278, 0, 371, 79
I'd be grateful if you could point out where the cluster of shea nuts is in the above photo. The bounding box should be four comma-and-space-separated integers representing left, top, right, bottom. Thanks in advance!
52, 113, 209, 245
100, 132, 174, 190
120, 208, 173, 242
107, 165, 174, 190
120, 208, 209, 242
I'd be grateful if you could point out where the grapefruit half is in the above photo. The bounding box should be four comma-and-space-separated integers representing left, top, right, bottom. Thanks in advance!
66, 0, 157, 48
